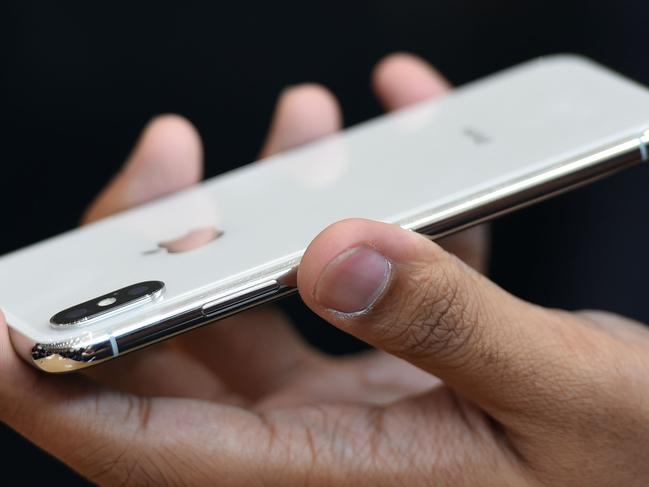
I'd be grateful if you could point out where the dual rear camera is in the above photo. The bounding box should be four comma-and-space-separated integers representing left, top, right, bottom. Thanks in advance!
50, 281, 165, 326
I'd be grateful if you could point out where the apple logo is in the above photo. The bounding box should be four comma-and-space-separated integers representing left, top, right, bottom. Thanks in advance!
143, 226, 224, 255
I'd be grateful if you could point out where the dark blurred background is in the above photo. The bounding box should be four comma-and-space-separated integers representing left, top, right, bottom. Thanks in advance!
2, 1, 649, 484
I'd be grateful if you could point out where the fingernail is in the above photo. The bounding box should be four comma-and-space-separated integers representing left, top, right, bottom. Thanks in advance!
314, 246, 392, 315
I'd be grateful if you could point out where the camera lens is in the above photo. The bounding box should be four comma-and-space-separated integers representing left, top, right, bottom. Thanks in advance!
51, 281, 164, 326
127, 285, 150, 297
65, 307, 89, 320
98, 297, 117, 307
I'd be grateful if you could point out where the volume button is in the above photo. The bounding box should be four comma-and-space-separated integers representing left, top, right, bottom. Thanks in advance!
201, 280, 280, 317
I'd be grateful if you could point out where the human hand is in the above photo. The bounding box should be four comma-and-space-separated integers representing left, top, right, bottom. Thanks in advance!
1, 53, 470, 485
4, 54, 645, 487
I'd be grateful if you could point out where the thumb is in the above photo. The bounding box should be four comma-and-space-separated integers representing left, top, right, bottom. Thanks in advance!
298, 219, 603, 425
83, 114, 203, 224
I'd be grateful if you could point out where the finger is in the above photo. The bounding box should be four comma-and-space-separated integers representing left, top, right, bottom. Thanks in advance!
297, 219, 615, 426
172, 85, 342, 398
255, 350, 440, 410
372, 52, 450, 110
340, 350, 441, 400
259, 83, 342, 157
83, 114, 203, 224
372, 53, 489, 272
579, 310, 649, 346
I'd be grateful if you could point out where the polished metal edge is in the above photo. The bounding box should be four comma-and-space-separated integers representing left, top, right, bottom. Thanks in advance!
116, 284, 295, 356
31, 334, 115, 373
201, 280, 280, 316
30, 131, 649, 372
31, 281, 296, 373
398, 133, 648, 238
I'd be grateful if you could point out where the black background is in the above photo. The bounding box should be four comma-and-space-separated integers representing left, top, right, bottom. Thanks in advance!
2, 1, 649, 484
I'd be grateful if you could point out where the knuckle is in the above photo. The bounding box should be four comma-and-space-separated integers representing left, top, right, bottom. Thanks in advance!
375, 254, 480, 362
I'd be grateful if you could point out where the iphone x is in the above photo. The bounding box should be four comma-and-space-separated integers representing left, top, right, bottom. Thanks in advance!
2, 55, 649, 372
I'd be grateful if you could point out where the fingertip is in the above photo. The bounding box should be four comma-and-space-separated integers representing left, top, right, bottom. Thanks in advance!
143, 112, 199, 133
298, 219, 365, 301
372, 52, 450, 110
279, 83, 342, 134
279, 83, 341, 119
142, 114, 202, 143
83, 113, 204, 223
373, 52, 421, 79
261, 83, 342, 157
372, 52, 449, 90
133, 113, 204, 183
297, 219, 440, 309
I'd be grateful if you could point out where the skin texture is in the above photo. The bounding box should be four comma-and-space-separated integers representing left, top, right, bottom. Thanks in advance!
1, 53, 649, 486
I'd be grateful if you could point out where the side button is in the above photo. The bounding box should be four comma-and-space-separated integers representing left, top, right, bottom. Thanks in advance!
201, 280, 280, 318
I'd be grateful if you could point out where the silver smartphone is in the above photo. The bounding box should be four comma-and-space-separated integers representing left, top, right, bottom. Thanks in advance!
2, 54, 649, 373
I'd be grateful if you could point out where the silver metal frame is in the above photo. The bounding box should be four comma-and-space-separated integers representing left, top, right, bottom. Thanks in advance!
28, 130, 649, 372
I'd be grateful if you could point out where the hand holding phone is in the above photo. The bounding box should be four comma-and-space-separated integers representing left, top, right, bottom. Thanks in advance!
78, 56, 478, 395
4, 54, 649, 374
1, 54, 648, 487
